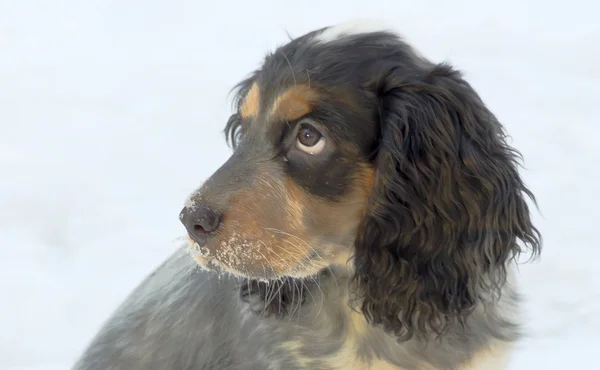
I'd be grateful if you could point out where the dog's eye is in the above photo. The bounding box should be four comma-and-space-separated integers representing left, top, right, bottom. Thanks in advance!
296, 121, 326, 155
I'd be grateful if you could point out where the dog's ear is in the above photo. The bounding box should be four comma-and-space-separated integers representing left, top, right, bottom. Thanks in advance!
352, 63, 541, 340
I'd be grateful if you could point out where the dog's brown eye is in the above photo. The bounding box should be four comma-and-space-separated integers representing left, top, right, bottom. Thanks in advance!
298, 127, 321, 146
296, 122, 326, 155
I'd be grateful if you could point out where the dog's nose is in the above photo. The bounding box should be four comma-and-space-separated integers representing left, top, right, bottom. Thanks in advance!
179, 205, 223, 241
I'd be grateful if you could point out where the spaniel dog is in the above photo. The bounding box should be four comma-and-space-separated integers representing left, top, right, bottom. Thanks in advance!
72, 20, 541, 370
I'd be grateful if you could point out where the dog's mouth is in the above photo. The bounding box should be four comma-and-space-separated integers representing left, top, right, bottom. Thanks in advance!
187, 239, 245, 276
186, 236, 332, 281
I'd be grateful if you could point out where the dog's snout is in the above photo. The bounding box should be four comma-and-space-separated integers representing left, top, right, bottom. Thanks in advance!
180, 205, 223, 241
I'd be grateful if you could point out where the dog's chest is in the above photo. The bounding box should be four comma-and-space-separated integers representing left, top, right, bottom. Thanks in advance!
272, 309, 511, 370
276, 307, 408, 370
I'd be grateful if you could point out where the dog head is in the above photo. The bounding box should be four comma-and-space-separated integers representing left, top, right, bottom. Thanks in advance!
180, 21, 541, 338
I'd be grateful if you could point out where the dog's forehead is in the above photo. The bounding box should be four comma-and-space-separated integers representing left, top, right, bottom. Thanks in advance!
262, 26, 405, 83
239, 26, 407, 121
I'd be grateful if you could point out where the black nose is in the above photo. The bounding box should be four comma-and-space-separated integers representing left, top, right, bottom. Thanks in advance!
179, 205, 223, 241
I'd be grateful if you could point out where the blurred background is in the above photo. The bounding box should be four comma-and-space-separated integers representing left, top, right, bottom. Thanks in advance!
1, 0, 598, 369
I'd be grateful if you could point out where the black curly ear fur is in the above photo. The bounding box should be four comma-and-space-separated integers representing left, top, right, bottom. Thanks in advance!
352, 62, 541, 341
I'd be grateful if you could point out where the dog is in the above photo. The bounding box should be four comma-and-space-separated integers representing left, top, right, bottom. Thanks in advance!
72, 20, 541, 370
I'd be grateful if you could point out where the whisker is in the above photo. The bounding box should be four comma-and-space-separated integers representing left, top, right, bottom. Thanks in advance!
265, 228, 340, 291
309, 275, 325, 322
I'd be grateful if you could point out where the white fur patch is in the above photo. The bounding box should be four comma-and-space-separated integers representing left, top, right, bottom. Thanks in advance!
313, 19, 398, 43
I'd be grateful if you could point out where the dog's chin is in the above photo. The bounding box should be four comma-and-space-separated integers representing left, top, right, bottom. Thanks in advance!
187, 240, 325, 281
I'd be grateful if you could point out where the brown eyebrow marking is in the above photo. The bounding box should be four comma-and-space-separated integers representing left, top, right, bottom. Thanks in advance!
240, 83, 260, 118
270, 85, 319, 121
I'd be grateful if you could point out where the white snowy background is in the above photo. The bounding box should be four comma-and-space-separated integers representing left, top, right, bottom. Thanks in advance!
1, 0, 598, 369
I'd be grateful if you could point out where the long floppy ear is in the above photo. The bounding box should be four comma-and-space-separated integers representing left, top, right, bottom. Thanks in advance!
352, 63, 541, 341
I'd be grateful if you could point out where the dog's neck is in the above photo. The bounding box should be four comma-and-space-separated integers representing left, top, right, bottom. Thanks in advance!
237, 264, 521, 370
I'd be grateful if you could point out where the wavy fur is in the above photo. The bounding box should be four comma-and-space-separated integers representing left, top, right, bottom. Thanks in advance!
351, 63, 541, 340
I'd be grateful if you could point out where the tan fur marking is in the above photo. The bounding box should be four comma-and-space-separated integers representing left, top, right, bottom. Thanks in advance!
270, 85, 319, 121
283, 177, 308, 231
265, 178, 313, 275
241, 83, 260, 118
